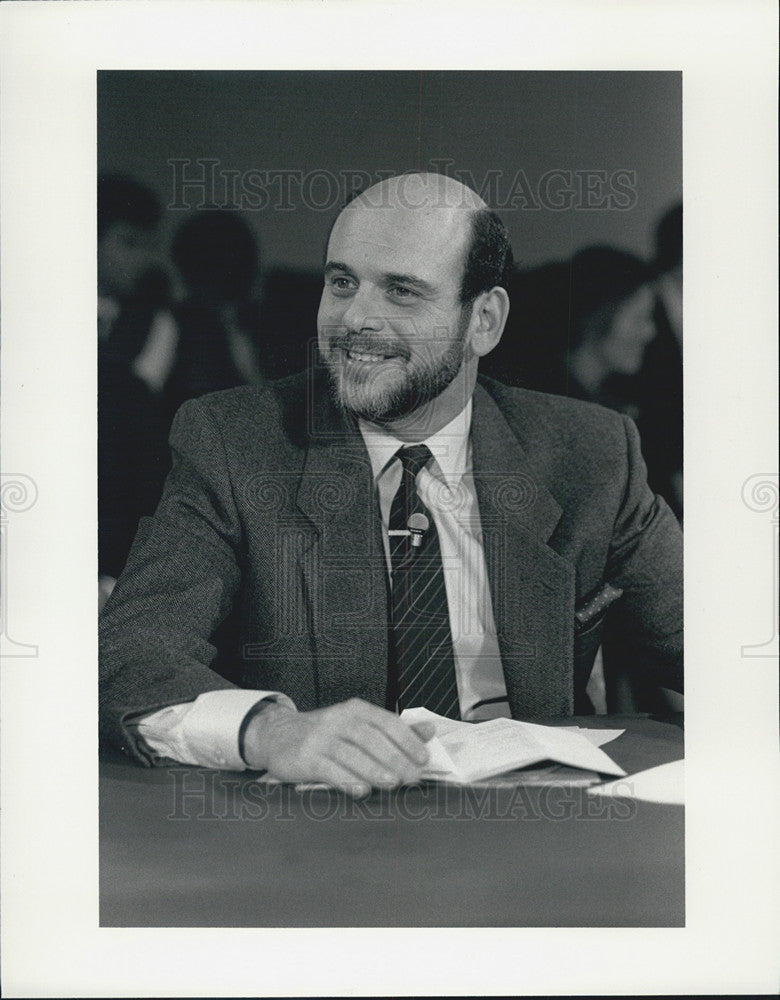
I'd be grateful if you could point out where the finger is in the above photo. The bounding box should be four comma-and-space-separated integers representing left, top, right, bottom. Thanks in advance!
344, 721, 424, 782
409, 721, 437, 741
313, 758, 372, 798
349, 702, 431, 765
326, 741, 412, 790
367, 716, 431, 766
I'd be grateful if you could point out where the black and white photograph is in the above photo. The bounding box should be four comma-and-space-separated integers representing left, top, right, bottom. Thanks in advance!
1, 3, 777, 997
96, 69, 685, 929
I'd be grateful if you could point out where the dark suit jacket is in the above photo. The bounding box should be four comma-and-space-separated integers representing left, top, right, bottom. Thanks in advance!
99, 371, 683, 762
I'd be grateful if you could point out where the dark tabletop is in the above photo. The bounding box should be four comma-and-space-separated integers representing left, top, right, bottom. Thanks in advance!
100, 715, 684, 927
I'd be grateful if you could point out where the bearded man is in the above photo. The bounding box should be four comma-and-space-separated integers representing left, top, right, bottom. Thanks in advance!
99, 173, 683, 795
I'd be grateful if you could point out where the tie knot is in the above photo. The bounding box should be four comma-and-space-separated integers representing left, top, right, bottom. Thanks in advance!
397, 444, 432, 481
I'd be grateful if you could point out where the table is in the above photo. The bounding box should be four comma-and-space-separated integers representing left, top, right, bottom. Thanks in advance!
100, 715, 683, 927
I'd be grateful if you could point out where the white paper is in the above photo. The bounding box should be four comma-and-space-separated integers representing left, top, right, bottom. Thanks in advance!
587, 759, 684, 805
401, 708, 626, 782
560, 725, 625, 748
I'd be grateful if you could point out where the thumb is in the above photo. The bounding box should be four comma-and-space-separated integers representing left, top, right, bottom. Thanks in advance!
409, 721, 437, 742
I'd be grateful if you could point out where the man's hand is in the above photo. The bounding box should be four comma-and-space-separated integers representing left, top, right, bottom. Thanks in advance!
242, 698, 435, 797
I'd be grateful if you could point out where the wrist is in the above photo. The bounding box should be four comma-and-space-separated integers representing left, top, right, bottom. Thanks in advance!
239, 699, 296, 770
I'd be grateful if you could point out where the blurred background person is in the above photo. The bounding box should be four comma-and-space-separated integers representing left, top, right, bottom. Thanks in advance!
554, 246, 658, 413
148, 209, 267, 426
482, 247, 657, 418
98, 173, 173, 354
633, 203, 683, 522
652, 202, 683, 351
98, 175, 173, 606
493, 225, 682, 521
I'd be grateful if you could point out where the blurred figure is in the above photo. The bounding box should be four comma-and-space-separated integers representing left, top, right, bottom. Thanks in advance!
98, 174, 159, 302
98, 175, 172, 602
160, 210, 265, 423
652, 202, 683, 350
634, 202, 683, 521
483, 249, 657, 413
98, 173, 167, 346
559, 246, 657, 414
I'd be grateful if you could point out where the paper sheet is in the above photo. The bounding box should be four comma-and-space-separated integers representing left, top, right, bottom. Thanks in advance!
401, 708, 626, 782
560, 725, 624, 748
586, 759, 684, 805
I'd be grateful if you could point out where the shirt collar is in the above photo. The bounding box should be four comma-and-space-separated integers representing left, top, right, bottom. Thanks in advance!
358, 398, 473, 486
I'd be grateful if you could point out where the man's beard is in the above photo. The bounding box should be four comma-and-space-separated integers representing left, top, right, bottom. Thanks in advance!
322, 327, 467, 424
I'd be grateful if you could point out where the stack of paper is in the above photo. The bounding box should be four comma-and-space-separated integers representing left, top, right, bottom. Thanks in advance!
400, 707, 626, 784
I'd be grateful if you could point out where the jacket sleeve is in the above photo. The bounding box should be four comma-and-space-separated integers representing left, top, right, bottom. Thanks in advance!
99, 397, 245, 763
603, 414, 683, 692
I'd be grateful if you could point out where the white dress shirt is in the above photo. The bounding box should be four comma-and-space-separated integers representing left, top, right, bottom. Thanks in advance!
136, 399, 509, 768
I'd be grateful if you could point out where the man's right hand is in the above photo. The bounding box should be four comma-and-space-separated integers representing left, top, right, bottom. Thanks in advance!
242, 698, 435, 797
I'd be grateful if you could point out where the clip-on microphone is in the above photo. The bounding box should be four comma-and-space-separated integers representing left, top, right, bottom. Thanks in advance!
407, 512, 429, 548
388, 511, 430, 549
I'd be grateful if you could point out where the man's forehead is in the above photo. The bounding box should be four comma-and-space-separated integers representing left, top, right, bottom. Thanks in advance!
329, 199, 471, 260
326, 172, 485, 271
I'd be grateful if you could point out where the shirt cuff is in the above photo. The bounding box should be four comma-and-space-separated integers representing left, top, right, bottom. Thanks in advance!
136, 689, 296, 770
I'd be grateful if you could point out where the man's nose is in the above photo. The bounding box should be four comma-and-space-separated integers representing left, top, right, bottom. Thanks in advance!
341, 286, 386, 333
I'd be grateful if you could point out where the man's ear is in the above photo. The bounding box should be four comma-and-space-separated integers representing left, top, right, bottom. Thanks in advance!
468, 286, 510, 358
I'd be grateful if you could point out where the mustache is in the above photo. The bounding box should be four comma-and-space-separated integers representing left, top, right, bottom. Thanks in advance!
330, 333, 411, 360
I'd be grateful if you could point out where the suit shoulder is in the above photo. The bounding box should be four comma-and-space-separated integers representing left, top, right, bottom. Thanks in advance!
477, 376, 635, 496
173, 372, 310, 436
481, 376, 627, 440
183, 370, 307, 412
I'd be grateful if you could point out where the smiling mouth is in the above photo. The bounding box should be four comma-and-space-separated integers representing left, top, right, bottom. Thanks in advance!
333, 338, 409, 363
346, 349, 399, 363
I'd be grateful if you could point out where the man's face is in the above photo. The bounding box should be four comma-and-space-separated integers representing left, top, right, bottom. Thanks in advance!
317, 198, 472, 424
98, 222, 156, 299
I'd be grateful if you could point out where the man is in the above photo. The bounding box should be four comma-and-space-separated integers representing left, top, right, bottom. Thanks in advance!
100, 173, 683, 796
98, 174, 173, 600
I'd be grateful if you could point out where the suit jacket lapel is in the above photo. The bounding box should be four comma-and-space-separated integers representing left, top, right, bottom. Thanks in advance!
471, 384, 575, 718
295, 394, 389, 709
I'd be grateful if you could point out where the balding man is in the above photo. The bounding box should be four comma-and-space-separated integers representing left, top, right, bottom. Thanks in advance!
100, 174, 683, 795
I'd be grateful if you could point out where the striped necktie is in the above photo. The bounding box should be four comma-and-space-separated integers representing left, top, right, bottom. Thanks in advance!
387, 445, 460, 719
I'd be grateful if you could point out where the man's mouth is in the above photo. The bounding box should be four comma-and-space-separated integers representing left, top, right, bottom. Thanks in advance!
346, 349, 396, 363
332, 337, 409, 363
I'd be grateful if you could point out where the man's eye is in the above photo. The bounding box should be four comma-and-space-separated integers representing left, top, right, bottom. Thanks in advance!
388, 286, 416, 300
329, 276, 355, 292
